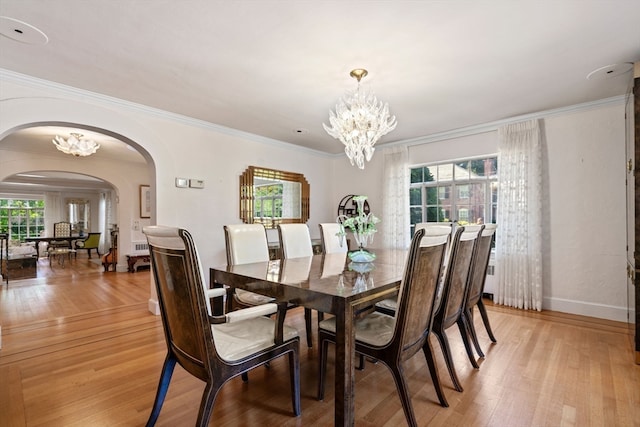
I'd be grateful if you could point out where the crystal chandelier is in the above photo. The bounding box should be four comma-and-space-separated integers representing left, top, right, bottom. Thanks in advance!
323, 69, 397, 169
52, 133, 100, 157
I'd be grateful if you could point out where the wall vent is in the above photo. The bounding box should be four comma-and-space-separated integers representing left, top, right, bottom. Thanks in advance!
132, 241, 149, 253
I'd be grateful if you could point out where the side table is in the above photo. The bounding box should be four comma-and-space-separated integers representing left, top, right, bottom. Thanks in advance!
48, 248, 76, 268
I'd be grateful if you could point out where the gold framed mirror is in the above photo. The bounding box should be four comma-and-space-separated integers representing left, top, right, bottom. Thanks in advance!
240, 166, 310, 228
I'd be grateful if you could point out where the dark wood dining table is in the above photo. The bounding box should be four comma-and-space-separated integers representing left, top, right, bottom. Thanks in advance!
210, 249, 408, 427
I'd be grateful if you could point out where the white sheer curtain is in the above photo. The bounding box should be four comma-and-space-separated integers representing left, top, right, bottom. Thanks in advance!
99, 191, 114, 254
495, 119, 543, 310
44, 191, 64, 236
381, 145, 410, 249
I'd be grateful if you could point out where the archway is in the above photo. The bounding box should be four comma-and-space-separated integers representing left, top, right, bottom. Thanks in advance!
0, 123, 155, 275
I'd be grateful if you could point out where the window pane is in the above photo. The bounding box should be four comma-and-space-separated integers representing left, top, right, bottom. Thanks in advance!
491, 181, 498, 203
409, 187, 422, 205
473, 206, 486, 224
410, 207, 423, 225
454, 161, 469, 181
426, 206, 440, 222
437, 186, 451, 203
410, 167, 423, 183
488, 157, 498, 178
437, 164, 453, 181
425, 187, 438, 205
469, 159, 487, 178
457, 184, 469, 200
423, 166, 435, 182
438, 206, 451, 222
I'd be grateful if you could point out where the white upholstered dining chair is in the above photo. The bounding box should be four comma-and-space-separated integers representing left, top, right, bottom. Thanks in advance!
224, 224, 275, 307
318, 223, 348, 254
277, 224, 314, 258
277, 223, 316, 347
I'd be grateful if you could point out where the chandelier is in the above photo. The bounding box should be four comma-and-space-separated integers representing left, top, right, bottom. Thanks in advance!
323, 69, 397, 169
52, 133, 100, 157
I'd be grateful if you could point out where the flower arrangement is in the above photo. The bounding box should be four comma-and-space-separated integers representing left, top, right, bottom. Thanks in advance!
336, 195, 380, 262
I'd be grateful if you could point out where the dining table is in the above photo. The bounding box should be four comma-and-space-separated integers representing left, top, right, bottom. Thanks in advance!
210, 248, 408, 427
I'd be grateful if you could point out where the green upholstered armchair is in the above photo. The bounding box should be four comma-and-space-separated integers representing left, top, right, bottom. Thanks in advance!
76, 232, 101, 258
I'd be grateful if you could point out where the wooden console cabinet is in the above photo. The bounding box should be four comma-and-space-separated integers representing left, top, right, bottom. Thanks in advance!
1, 256, 37, 281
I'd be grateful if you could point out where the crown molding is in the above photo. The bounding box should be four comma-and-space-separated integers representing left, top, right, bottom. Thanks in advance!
381, 94, 627, 150
0, 68, 331, 158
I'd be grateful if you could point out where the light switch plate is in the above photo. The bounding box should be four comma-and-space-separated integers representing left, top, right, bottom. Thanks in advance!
175, 178, 188, 188
189, 179, 204, 189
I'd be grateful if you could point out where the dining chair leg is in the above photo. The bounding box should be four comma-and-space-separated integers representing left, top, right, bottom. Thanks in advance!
422, 338, 449, 407
464, 308, 485, 358
477, 299, 497, 343
388, 364, 419, 427
195, 383, 217, 427
457, 317, 479, 368
146, 355, 177, 427
288, 349, 301, 416
304, 308, 313, 348
433, 329, 464, 392
317, 335, 329, 400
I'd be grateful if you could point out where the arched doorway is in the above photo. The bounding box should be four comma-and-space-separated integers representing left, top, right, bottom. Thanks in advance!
0, 124, 154, 275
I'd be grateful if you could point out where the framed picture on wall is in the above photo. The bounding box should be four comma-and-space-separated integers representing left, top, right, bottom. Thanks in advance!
140, 185, 151, 218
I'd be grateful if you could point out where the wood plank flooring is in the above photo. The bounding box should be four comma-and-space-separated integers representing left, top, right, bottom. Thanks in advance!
1, 256, 639, 426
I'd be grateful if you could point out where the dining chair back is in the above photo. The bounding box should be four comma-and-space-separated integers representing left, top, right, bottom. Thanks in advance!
224, 224, 270, 265
225, 223, 315, 348
375, 222, 454, 316
278, 224, 313, 258
143, 225, 301, 426
223, 224, 275, 308
431, 224, 482, 395
278, 223, 316, 347
461, 224, 497, 359
50, 221, 72, 249
318, 223, 347, 254
317, 227, 452, 425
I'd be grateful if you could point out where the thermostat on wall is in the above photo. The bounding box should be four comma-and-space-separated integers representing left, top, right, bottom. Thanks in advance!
189, 179, 205, 189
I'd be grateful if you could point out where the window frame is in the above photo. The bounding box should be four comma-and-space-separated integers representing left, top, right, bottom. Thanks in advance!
0, 197, 46, 242
409, 155, 498, 236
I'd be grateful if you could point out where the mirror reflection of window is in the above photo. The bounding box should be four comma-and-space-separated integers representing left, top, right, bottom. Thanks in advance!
66, 199, 90, 236
253, 180, 301, 220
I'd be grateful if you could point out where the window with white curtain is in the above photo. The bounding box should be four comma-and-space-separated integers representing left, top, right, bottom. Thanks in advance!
409, 156, 498, 236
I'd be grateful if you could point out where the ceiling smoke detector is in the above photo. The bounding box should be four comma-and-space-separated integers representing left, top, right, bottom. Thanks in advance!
586, 63, 633, 80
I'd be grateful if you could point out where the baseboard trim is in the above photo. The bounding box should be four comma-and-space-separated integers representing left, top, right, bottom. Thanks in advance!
148, 299, 160, 315
543, 296, 630, 322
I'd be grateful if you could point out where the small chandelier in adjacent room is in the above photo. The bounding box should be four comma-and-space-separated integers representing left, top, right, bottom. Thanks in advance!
52, 133, 100, 157
323, 68, 397, 169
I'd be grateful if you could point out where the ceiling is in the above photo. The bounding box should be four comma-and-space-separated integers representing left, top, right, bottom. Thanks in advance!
0, 0, 639, 161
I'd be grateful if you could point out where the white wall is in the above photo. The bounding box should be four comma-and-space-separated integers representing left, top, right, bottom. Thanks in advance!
543, 104, 627, 321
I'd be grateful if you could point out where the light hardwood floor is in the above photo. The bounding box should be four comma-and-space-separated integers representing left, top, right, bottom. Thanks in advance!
1, 256, 639, 426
